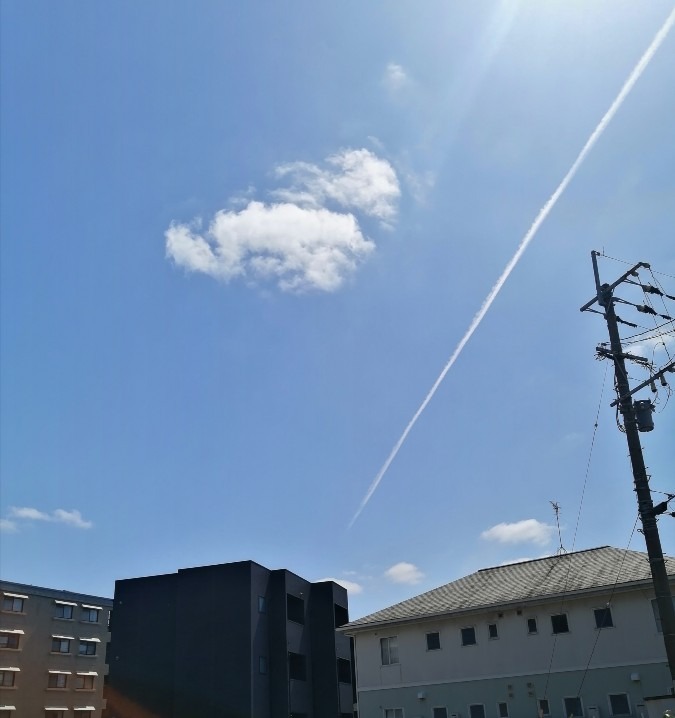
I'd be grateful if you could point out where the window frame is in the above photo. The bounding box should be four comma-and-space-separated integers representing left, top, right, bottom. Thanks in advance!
51, 636, 72, 654
563, 696, 584, 718
607, 693, 631, 716
426, 631, 441, 651
384, 709, 404, 718
594, 606, 614, 629
538, 699, 551, 717
1, 595, 26, 613
74, 673, 96, 690
78, 639, 98, 656
488, 622, 499, 640
0, 631, 21, 650
468, 703, 486, 718
380, 636, 399, 666
81, 607, 100, 623
54, 602, 75, 620
0, 669, 18, 687
461, 626, 477, 646
433, 708, 448, 718
47, 672, 70, 689
527, 617, 538, 634
550, 613, 570, 634
497, 702, 509, 718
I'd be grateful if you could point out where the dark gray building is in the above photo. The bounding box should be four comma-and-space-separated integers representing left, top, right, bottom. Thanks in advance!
104, 561, 354, 718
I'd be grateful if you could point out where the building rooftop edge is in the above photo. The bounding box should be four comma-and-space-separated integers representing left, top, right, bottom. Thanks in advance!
0, 579, 112, 605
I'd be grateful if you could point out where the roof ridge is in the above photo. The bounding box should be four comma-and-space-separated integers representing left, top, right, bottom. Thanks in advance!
477, 545, 613, 572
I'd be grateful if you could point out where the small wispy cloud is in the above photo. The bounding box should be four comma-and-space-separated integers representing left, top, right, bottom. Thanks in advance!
383, 62, 411, 94
6, 506, 93, 530
166, 149, 400, 293
384, 562, 425, 585
0, 519, 17, 533
317, 577, 364, 595
481, 519, 554, 546
630, 335, 674, 358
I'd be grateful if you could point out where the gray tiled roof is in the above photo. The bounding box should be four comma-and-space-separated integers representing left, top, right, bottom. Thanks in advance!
346, 546, 675, 629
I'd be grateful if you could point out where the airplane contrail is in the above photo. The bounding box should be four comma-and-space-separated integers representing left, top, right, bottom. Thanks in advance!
349, 6, 675, 529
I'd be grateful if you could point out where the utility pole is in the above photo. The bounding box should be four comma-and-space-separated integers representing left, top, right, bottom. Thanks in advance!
581, 250, 675, 690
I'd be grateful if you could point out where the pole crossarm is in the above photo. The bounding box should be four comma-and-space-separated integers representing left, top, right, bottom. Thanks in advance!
610, 360, 675, 407
580, 251, 649, 312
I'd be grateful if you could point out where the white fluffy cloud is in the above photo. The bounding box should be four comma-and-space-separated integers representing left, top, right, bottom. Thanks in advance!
7, 506, 93, 530
384, 562, 425, 585
273, 149, 400, 224
166, 149, 400, 293
481, 519, 554, 546
317, 577, 364, 595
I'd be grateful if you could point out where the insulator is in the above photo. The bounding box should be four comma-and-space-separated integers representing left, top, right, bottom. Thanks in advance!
650, 381, 657, 393
660, 374, 668, 387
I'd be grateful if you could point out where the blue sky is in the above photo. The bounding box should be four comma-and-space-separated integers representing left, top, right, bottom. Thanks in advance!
1, 0, 673, 619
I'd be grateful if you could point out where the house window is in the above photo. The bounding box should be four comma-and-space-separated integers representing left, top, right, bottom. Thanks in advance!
54, 603, 74, 620
527, 617, 538, 634
594, 607, 613, 629
258, 596, 266, 613
488, 623, 499, 639
563, 697, 584, 717
51, 637, 72, 653
81, 608, 100, 623
608, 694, 631, 716
75, 674, 96, 690
48, 673, 69, 688
0, 632, 20, 649
426, 631, 441, 650
384, 710, 404, 718
433, 709, 448, 718
380, 636, 399, 665
337, 657, 351, 683
0, 670, 17, 686
651, 598, 675, 633
288, 652, 306, 681
538, 699, 551, 716
551, 613, 569, 634
469, 704, 486, 718
286, 594, 305, 624
259, 656, 268, 674
498, 703, 509, 718
334, 603, 349, 627
1, 596, 25, 613
461, 626, 476, 646
79, 640, 97, 656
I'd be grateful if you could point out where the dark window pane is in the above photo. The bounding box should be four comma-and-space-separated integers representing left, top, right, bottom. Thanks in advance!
609, 694, 630, 716
564, 697, 583, 717
469, 705, 486, 718
498, 702, 509, 718
539, 699, 550, 716
286, 594, 305, 624
551, 614, 569, 634
426, 631, 441, 650
488, 623, 499, 639
461, 626, 476, 645
594, 607, 613, 628
288, 652, 306, 681
527, 618, 538, 634
334, 603, 349, 627
337, 657, 351, 683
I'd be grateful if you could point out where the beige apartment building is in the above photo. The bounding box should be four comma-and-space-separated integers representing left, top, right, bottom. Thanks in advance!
1, 580, 112, 718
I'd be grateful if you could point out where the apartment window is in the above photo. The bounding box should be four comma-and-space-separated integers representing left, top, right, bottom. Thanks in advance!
258, 596, 266, 613
259, 656, 268, 674
288, 652, 306, 681
1, 596, 25, 613
45, 712, 67, 718
286, 594, 305, 624
527, 617, 538, 634
461, 626, 476, 646
54, 603, 74, 620
0, 710, 16, 718
334, 603, 349, 627
0, 670, 17, 687
594, 607, 613, 629
380, 636, 399, 665
384, 710, 403, 718
488, 623, 499, 639
651, 598, 675, 633
51, 636, 72, 653
74, 712, 93, 718
426, 631, 441, 650
551, 613, 569, 634
81, 607, 100, 623
48, 673, 69, 689
0, 632, 21, 650
75, 674, 96, 690
337, 657, 351, 683
498, 703, 509, 718
563, 697, 584, 717
469, 704, 486, 718
433, 708, 448, 718
538, 699, 551, 716
78, 640, 97, 656
608, 694, 631, 716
